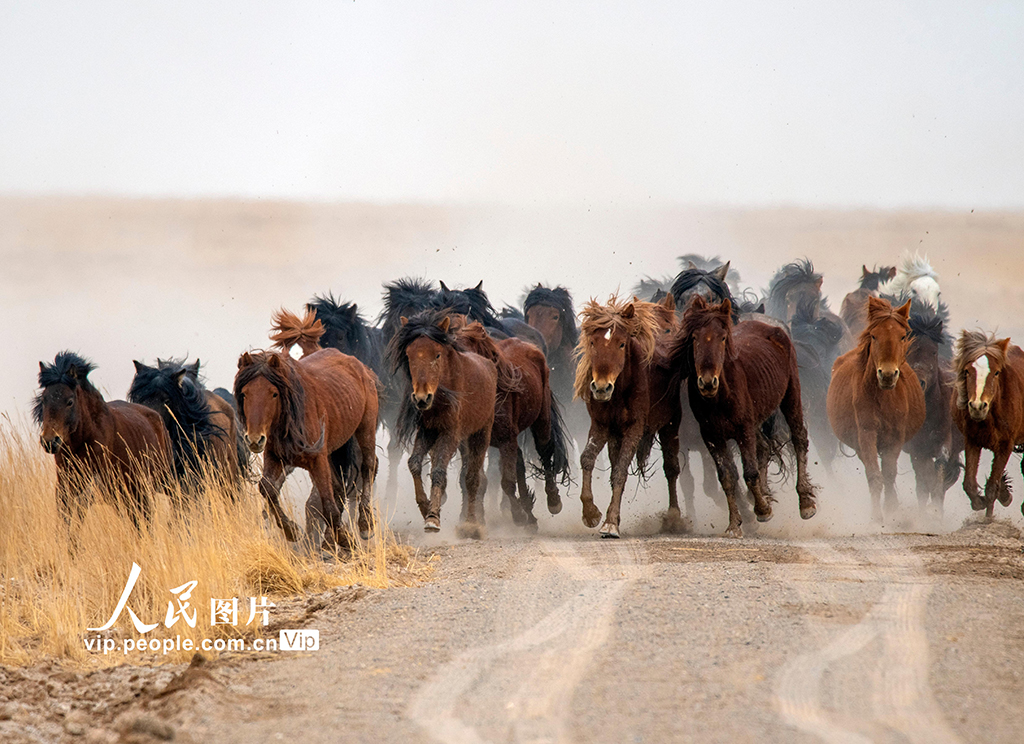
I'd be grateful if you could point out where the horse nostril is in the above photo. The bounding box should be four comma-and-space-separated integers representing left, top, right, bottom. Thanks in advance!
711, 376, 719, 388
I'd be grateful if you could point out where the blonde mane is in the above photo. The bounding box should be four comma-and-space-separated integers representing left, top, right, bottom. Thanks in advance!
573, 295, 659, 399
953, 330, 1010, 409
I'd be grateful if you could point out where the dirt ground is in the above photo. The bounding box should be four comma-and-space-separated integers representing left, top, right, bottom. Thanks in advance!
2, 518, 1022, 743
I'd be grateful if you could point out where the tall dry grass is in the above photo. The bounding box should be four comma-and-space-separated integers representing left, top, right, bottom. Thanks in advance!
0, 417, 418, 667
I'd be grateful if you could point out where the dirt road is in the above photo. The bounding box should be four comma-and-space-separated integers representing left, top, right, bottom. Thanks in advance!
8, 520, 1020, 743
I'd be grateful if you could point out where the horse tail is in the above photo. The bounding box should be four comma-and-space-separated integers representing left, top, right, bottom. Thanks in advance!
759, 410, 792, 484
270, 308, 325, 356
535, 394, 572, 485
330, 437, 361, 494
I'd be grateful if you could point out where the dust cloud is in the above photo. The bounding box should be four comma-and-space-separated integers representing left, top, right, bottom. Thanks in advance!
3, 196, 1023, 537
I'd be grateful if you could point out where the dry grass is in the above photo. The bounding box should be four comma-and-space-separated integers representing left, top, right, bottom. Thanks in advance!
0, 418, 425, 667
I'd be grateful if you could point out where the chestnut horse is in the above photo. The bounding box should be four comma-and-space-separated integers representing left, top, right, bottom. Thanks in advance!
951, 331, 1024, 518
388, 309, 497, 537
667, 297, 817, 537
129, 358, 246, 494
574, 295, 683, 538
455, 322, 571, 528
827, 296, 925, 520
234, 348, 378, 548
34, 352, 171, 532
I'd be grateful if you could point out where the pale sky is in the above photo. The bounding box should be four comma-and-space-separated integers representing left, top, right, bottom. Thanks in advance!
1, 1, 1022, 208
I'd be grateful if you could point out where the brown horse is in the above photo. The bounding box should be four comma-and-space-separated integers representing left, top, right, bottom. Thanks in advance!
389, 309, 497, 538
455, 322, 571, 528
574, 295, 683, 538
951, 330, 1024, 518
827, 296, 925, 520
667, 297, 817, 537
34, 352, 172, 532
234, 348, 378, 548
840, 265, 897, 338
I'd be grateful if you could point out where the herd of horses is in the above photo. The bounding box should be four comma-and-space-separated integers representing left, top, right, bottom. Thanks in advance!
31, 251, 1024, 549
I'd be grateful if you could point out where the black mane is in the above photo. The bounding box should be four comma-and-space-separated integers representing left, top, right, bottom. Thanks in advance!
860, 265, 896, 291
879, 289, 949, 348
307, 293, 384, 376
677, 254, 742, 287
378, 277, 438, 342
523, 285, 577, 345
670, 267, 734, 315
434, 282, 506, 333
33, 351, 98, 423
129, 358, 225, 480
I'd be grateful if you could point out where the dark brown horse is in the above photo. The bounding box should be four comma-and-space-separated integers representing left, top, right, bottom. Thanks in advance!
840, 264, 897, 338
667, 297, 817, 537
389, 309, 497, 537
234, 348, 378, 548
455, 322, 571, 529
128, 358, 246, 494
574, 296, 683, 538
951, 331, 1024, 518
827, 296, 926, 520
34, 352, 172, 532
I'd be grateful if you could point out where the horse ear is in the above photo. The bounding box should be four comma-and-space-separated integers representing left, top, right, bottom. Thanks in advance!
268, 354, 283, 368
439, 280, 450, 293
720, 298, 733, 318
188, 359, 200, 376
621, 303, 636, 320
67, 365, 78, 380
173, 369, 187, 388
400, 316, 409, 327
536, 282, 543, 289
867, 295, 886, 312
895, 299, 912, 319
815, 276, 824, 291
39, 361, 47, 374
862, 265, 870, 279
438, 315, 451, 333
238, 352, 253, 370
133, 360, 147, 374
887, 266, 897, 279
687, 260, 698, 270
997, 338, 1012, 356
690, 294, 708, 311
661, 293, 676, 312
712, 262, 730, 282
474, 280, 484, 292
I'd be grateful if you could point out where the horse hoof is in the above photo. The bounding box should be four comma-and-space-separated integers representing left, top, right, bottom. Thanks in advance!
455, 521, 486, 540
724, 526, 743, 539
359, 530, 371, 541
755, 508, 773, 523
660, 510, 690, 534
547, 496, 563, 515
524, 520, 539, 535
581, 503, 602, 529
424, 518, 441, 533
800, 504, 817, 520
599, 522, 619, 539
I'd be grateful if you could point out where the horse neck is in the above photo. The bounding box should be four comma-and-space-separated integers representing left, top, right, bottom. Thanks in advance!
72, 386, 116, 452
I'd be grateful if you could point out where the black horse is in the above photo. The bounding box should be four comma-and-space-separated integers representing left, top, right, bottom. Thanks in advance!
435, 281, 546, 352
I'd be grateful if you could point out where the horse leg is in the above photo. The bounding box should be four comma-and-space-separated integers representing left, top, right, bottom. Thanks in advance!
306, 456, 341, 554
456, 430, 489, 540
739, 430, 772, 523
962, 442, 984, 511
856, 429, 884, 522
601, 424, 644, 538
425, 434, 458, 532
384, 434, 404, 504
780, 379, 817, 519
515, 447, 539, 531
909, 451, 934, 512
659, 424, 687, 534
500, 440, 528, 527
355, 417, 378, 541
880, 445, 900, 515
407, 432, 434, 521
259, 457, 301, 542
530, 410, 562, 515
579, 426, 608, 529
700, 448, 722, 500
984, 445, 1013, 518
706, 437, 743, 538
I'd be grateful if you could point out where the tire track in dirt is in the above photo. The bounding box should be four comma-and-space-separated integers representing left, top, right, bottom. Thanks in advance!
775, 537, 961, 744
407, 539, 646, 744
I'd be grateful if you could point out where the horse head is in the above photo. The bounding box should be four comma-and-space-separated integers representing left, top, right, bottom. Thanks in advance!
865, 296, 912, 390
34, 352, 96, 454
399, 313, 455, 412
235, 351, 286, 453
957, 333, 1012, 422
681, 296, 734, 398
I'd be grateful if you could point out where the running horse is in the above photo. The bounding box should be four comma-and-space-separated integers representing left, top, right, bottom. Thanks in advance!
840, 264, 897, 338
951, 330, 1024, 519
128, 357, 247, 495
574, 295, 684, 538
34, 352, 172, 533
827, 296, 926, 520
667, 297, 817, 537
234, 347, 378, 549
388, 308, 497, 537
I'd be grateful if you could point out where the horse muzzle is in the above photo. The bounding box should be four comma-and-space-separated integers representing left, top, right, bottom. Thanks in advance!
413, 392, 434, 411
876, 368, 900, 390
40, 436, 62, 455
590, 381, 614, 402
244, 433, 267, 453
696, 375, 719, 398
967, 401, 990, 421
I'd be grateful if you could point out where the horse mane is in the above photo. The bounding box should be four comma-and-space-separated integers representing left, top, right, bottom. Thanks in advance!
128, 358, 225, 472
631, 276, 673, 302
233, 351, 324, 460
953, 330, 1010, 410
878, 288, 948, 347
305, 293, 383, 374
897, 251, 938, 284
500, 305, 524, 321
766, 258, 824, 318
270, 308, 324, 354
677, 254, 742, 288
33, 351, 99, 423
523, 284, 578, 342
854, 297, 912, 363
434, 282, 505, 332
735, 289, 766, 315
669, 267, 733, 308
455, 322, 523, 394
573, 295, 658, 399
791, 295, 846, 349
378, 277, 438, 340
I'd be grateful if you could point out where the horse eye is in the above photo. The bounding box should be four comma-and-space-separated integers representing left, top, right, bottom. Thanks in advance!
435, 353, 441, 360
870, 335, 876, 341
994, 370, 1001, 376
619, 343, 625, 349
271, 392, 278, 399
66, 399, 74, 407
